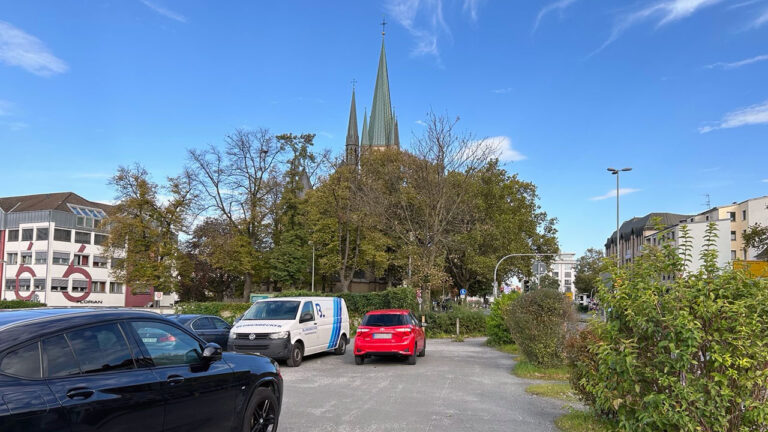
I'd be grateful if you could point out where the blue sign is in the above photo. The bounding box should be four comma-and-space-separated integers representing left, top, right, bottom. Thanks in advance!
459, 289, 467, 297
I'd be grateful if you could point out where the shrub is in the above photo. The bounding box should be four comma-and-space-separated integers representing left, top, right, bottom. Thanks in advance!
0, 300, 46, 309
486, 291, 519, 346
578, 223, 768, 431
423, 307, 487, 337
564, 326, 602, 409
175, 302, 252, 323
505, 289, 574, 368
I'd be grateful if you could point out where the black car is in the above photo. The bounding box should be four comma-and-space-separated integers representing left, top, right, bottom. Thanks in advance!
166, 314, 232, 348
0, 308, 282, 432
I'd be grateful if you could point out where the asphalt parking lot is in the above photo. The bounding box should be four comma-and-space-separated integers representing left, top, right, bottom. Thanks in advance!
279, 337, 571, 432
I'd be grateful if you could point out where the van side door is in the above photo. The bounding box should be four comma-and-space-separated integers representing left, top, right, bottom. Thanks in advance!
297, 300, 320, 353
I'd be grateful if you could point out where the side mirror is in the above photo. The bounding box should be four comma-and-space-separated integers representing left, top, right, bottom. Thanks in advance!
300, 312, 314, 323
202, 343, 222, 362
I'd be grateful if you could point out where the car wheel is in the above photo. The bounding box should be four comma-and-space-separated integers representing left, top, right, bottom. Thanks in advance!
417, 339, 426, 357
355, 355, 364, 365
242, 387, 279, 432
407, 347, 417, 365
286, 342, 304, 367
334, 335, 347, 355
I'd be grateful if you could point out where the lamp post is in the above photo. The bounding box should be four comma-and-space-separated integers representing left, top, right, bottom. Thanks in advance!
309, 241, 315, 292
607, 167, 632, 266
493, 253, 557, 298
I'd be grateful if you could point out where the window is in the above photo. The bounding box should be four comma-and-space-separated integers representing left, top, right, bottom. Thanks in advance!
129, 321, 203, 367
7, 229, 19, 242
17, 278, 31, 292
192, 317, 215, 331
94, 234, 107, 246
564, 279, 572, 286
111, 257, 124, 269
43, 335, 81, 377
743, 210, 747, 221
109, 282, 123, 294
6, 253, 17, 265
5, 279, 15, 291
552, 271, 559, 278
729, 212, 736, 222
33, 278, 46, 291
361, 313, 407, 327
54, 228, 71, 242
34, 251, 47, 264
0, 342, 41, 378
211, 317, 230, 330
66, 324, 135, 374
731, 231, 737, 241
91, 281, 106, 293
20, 252, 32, 265
21, 229, 33, 241
299, 301, 315, 322
93, 256, 108, 268
36, 228, 49, 241
51, 278, 68, 292
72, 279, 88, 293
74, 254, 89, 267
74, 231, 91, 245
53, 252, 70, 265
731, 250, 737, 260
565, 272, 572, 278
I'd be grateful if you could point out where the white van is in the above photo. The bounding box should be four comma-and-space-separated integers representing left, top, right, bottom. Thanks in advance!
227, 297, 350, 367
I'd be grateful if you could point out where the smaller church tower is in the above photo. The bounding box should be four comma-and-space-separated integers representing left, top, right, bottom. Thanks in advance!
345, 86, 360, 165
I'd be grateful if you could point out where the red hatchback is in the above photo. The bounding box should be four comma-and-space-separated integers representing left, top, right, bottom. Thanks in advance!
353, 309, 426, 365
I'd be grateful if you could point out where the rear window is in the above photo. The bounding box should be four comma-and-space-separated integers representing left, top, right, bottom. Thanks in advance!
362, 313, 407, 327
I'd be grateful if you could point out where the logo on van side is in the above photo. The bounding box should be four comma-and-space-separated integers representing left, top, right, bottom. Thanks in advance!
315, 303, 325, 318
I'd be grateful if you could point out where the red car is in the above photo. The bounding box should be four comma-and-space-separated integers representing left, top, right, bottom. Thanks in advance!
353, 309, 426, 365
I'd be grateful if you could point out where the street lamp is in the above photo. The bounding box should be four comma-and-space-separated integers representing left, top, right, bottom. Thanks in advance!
308, 241, 315, 292
607, 167, 632, 266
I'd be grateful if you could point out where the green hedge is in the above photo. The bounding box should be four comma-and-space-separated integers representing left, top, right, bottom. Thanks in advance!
175, 302, 252, 324
274, 287, 418, 316
0, 300, 46, 309
486, 292, 519, 346
423, 307, 488, 338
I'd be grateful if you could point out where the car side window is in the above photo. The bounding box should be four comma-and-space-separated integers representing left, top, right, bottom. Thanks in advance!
42, 335, 81, 377
66, 323, 135, 374
0, 342, 41, 378
192, 317, 214, 330
130, 321, 203, 367
300, 301, 314, 322
211, 317, 230, 330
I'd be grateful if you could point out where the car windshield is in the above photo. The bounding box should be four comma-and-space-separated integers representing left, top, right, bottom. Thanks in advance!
362, 313, 407, 327
242, 301, 301, 321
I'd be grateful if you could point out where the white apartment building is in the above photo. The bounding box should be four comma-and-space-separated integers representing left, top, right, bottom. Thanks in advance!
644, 218, 732, 274
0, 192, 155, 307
690, 195, 768, 261
548, 253, 577, 293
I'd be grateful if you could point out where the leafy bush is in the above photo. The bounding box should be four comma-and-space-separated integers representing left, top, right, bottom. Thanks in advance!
505, 289, 574, 368
575, 223, 768, 431
423, 307, 487, 337
486, 291, 519, 346
175, 302, 252, 323
564, 326, 602, 409
0, 300, 46, 309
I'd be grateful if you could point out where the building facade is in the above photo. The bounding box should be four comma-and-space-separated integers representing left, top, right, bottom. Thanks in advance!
644, 218, 732, 274
547, 253, 577, 293
691, 195, 768, 261
0, 193, 154, 307
605, 212, 691, 264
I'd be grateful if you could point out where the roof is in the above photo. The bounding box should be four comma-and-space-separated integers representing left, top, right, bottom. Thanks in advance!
365, 309, 410, 315
365, 39, 398, 148
606, 212, 691, 245
0, 192, 114, 214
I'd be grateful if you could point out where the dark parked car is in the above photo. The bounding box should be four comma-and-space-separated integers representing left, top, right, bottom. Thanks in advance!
166, 314, 232, 348
0, 308, 282, 432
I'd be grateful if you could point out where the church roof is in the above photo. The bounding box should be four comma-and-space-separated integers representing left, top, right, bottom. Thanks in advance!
360, 109, 369, 146
366, 39, 398, 147
346, 88, 359, 147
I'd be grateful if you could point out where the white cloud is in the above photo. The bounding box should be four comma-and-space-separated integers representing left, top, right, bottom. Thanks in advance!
590, 188, 641, 201
699, 100, 768, 133
492, 87, 513, 94
706, 54, 768, 69
463, 0, 483, 22
415, 120, 427, 126
140, 0, 187, 23
385, 0, 448, 59
754, 8, 768, 27
533, 0, 579, 33
485, 136, 526, 162
592, 0, 722, 55
762, 179, 768, 183
0, 21, 68, 76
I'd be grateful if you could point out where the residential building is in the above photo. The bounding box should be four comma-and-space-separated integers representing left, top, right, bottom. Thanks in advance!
0, 192, 154, 307
644, 218, 731, 273
687, 195, 768, 261
547, 253, 577, 293
605, 212, 691, 264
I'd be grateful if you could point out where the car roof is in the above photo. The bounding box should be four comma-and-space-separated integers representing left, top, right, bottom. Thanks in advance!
365, 309, 410, 315
257, 297, 341, 302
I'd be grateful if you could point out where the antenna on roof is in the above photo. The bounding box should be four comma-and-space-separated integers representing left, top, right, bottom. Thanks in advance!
703, 193, 711, 210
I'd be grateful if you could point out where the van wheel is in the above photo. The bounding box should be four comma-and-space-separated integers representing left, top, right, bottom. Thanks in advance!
242, 387, 279, 432
417, 339, 426, 357
355, 355, 364, 365
334, 335, 347, 355
286, 342, 303, 367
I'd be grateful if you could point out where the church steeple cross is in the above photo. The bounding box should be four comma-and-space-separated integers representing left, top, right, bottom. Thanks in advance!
351, 78, 357, 90
381, 18, 387, 36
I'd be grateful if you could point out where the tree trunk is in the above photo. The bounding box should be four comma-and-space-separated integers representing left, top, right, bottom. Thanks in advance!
243, 272, 252, 302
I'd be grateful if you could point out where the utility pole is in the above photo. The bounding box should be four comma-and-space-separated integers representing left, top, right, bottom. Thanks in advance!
309, 241, 315, 292
607, 168, 632, 266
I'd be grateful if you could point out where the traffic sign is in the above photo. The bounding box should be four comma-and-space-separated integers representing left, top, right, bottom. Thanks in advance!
460, 288, 467, 298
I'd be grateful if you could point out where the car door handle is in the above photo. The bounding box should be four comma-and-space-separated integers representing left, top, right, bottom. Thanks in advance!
167, 375, 185, 385
66, 388, 94, 400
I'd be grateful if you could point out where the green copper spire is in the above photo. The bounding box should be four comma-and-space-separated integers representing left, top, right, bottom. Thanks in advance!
367, 38, 397, 148
360, 108, 369, 146
345, 87, 359, 164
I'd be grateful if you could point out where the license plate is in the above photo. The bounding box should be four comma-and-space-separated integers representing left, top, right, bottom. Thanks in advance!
373, 333, 392, 339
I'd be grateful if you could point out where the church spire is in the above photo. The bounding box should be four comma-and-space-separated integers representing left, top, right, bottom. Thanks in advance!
367, 37, 396, 148
345, 84, 359, 164
360, 108, 369, 146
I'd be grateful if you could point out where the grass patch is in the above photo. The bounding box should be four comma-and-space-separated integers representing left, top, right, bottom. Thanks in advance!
496, 344, 519, 355
555, 409, 613, 432
513, 358, 570, 381
526, 382, 578, 403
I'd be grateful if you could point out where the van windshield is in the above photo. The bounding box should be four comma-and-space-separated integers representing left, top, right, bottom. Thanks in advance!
242, 301, 301, 321
361, 313, 407, 327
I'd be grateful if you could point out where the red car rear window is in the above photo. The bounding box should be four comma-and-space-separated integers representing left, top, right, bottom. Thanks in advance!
361, 314, 407, 327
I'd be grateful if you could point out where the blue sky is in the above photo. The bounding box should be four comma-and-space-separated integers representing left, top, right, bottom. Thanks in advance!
1, 0, 767, 256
